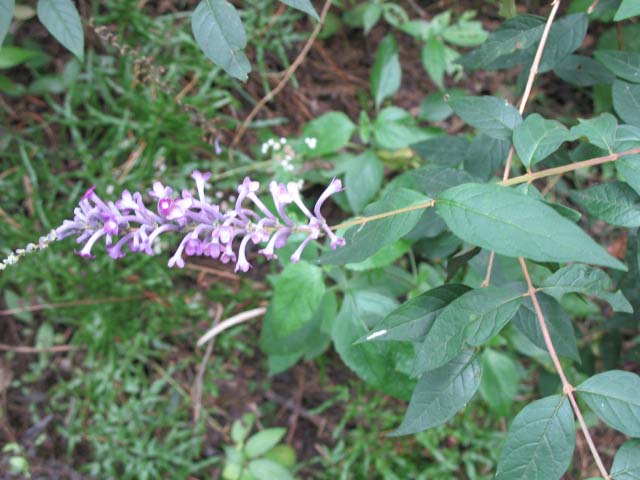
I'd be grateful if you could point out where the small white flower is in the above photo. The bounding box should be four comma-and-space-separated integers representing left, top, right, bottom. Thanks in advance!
305, 137, 317, 150
106, 184, 114, 195
279, 137, 287, 144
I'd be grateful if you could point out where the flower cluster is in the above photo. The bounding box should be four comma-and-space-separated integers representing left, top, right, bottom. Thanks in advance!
51, 172, 345, 273
0, 230, 58, 271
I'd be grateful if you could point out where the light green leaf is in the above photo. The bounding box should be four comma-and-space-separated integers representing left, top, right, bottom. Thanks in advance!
391, 349, 481, 436
245, 428, 287, 458
413, 286, 524, 375
248, 459, 294, 480
319, 188, 430, 265
569, 113, 618, 152
371, 34, 401, 109
595, 50, 640, 84
36, 0, 83, 61
614, 0, 640, 21
422, 36, 447, 90
0, 46, 42, 69
512, 293, 580, 362
436, 183, 625, 270
611, 440, 640, 480
513, 113, 570, 168
449, 95, 522, 139
571, 181, 640, 227
479, 349, 518, 416
345, 150, 383, 214
362, 284, 470, 343
302, 111, 355, 156
362, 3, 382, 34
412, 135, 469, 167
0, 0, 14, 46
614, 80, 640, 128
541, 264, 632, 313
555, 54, 616, 87
495, 395, 575, 480
332, 290, 416, 399
576, 370, 640, 437
373, 106, 435, 149
191, 0, 250, 80
278, 0, 318, 20
442, 20, 488, 47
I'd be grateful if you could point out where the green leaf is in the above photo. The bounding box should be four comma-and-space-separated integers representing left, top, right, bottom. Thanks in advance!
538, 13, 588, 72
413, 286, 524, 375
614, 0, 640, 21
362, 284, 470, 343
332, 290, 416, 399
569, 113, 618, 152
418, 89, 465, 122
614, 80, 640, 128
611, 440, 640, 480
391, 349, 481, 436
513, 113, 570, 168
463, 134, 510, 180
231, 413, 254, 444
319, 188, 430, 265
554, 54, 616, 87
422, 36, 447, 90
245, 428, 287, 458
0, 0, 14, 47
541, 264, 632, 313
371, 34, 401, 109
442, 20, 488, 47
373, 106, 435, 149
302, 111, 355, 156
595, 50, 640, 84
495, 395, 575, 480
479, 349, 518, 416
278, 0, 319, 20
345, 151, 383, 214
412, 135, 469, 167
248, 459, 294, 480
571, 181, 640, 227
191, 0, 250, 80
362, 3, 382, 34
403, 165, 477, 197
576, 370, 640, 437
345, 240, 410, 272
436, 183, 625, 270
448, 95, 522, 139
616, 154, 640, 196
512, 293, 580, 362
0, 46, 42, 69
36, 0, 83, 61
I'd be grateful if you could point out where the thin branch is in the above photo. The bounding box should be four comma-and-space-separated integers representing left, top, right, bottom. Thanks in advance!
330, 200, 435, 231
519, 259, 611, 479
193, 304, 223, 422
196, 307, 266, 346
0, 295, 145, 317
230, 0, 333, 149
0, 344, 78, 354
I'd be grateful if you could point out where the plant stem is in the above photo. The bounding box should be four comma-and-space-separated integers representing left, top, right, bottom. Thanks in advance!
329, 200, 435, 231
519, 258, 611, 480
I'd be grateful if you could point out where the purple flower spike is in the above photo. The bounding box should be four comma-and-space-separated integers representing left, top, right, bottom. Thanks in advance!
53, 171, 346, 272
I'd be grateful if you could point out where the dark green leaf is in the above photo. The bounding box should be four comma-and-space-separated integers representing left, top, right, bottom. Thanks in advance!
614, 80, 640, 128
449, 95, 522, 139
569, 113, 618, 152
192, 0, 250, 80
418, 89, 465, 122
576, 370, 640, 437
371, 34, 401, 109
319, 188, 430, 265
617, 154, 640, 196
436, 183, 625, 270
595, 50, 640, 84
362, 284, 470, 343
333, 290, 416, 399
480, 349, 519, 416
37, 0, 83, 60
512, 293, 580, 362
278, 0, 319, 20
0, 0, 14, 46
345, 151, 383, 213
611, 440, 640, 480
413, 286, 524, 375
495, 395, 575, 480
538, 13, 588, 72
554, 54, 616, 86
513, 113, 569, 168
391, 349, 481, 436
463, 134, 510, 180
571, 181, 640, 227
422, 36, 447, 90
541, 264, 632, 313
345, 240, 410, 272
0, 46, 42, 69
404, 165, 477, 197
614, 0, 640, 21
302, 111, 355, 156
412, 136, 469, 167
